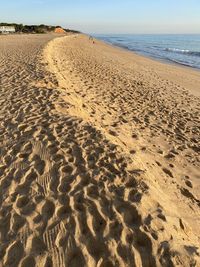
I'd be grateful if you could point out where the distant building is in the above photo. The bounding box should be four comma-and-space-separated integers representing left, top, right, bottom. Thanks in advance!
0, 26, 15, 34
54, 27, 66, 34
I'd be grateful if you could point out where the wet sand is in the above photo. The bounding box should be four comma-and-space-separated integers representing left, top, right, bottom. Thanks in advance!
0, 33, 200, 266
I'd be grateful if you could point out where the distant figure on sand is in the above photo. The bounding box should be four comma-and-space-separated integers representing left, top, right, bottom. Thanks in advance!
89, 36, 95, 44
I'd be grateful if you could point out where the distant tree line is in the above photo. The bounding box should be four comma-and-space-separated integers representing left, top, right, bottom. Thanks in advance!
0, 23, 80, 34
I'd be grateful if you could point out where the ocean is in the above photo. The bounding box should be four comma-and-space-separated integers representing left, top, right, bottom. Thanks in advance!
93, 34, 200, 70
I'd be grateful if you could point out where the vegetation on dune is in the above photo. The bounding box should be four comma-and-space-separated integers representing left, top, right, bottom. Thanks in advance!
0, 23, 80, 34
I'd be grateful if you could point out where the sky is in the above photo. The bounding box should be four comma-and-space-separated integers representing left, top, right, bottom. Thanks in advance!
0, 0, 200, 34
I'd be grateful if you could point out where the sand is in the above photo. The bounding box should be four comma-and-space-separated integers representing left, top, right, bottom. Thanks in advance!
0, 33, 200, 267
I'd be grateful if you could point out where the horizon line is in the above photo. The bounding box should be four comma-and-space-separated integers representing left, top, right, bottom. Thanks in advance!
89, 32, 200, 35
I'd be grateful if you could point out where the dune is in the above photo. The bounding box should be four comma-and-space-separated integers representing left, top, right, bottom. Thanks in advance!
0, 33, 199, 267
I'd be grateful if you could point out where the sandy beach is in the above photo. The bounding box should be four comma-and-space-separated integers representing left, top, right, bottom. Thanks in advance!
0, 33, 200, 266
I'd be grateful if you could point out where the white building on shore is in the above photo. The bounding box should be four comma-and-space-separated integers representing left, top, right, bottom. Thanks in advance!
0, 26, 15, 34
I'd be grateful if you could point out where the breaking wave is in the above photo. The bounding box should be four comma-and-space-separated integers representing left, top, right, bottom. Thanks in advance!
165, 48, 200, 57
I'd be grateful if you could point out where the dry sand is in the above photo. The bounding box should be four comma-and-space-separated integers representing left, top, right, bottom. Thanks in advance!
0, 33, 200, 267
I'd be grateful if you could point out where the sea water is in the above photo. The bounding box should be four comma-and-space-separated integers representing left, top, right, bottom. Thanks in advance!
94, 34, 200, 70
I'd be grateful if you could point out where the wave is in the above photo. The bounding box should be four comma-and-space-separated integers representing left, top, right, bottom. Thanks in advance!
164, 48, 200, 56
163, 57, 196, 68
95, 36, 200, 70
112, 42, 131, 50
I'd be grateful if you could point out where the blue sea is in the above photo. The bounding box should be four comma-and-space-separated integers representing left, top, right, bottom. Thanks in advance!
93, 34, 200, 70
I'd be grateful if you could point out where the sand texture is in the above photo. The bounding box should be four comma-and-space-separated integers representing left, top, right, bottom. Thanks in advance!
0, 34, 200, 266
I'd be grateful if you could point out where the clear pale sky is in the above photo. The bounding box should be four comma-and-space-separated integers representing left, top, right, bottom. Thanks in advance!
0, 0, 200, 34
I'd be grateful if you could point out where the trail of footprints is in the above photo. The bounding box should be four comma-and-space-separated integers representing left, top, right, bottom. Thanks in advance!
53, 36, 200, 169
0, 35, 163, 266
0, 116, 157, 266
48, 36, 200, 209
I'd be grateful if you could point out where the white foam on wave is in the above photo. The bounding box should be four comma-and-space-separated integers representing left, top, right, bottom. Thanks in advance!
165, 48, 190, 53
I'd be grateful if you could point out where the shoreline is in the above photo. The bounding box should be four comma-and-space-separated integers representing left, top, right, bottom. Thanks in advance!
89, 34, 200, 97
93, 35, 200, 73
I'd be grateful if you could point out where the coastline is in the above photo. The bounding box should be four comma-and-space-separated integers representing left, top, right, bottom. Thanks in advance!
91, 34, 200, 96
0, 33, 200, 266
93, 34, 200, 73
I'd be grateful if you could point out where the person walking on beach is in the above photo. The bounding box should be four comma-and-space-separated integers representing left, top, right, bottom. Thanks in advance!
89, 36, 95, 44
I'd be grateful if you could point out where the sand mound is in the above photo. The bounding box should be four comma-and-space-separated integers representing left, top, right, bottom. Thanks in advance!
44, 34, 200, 266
